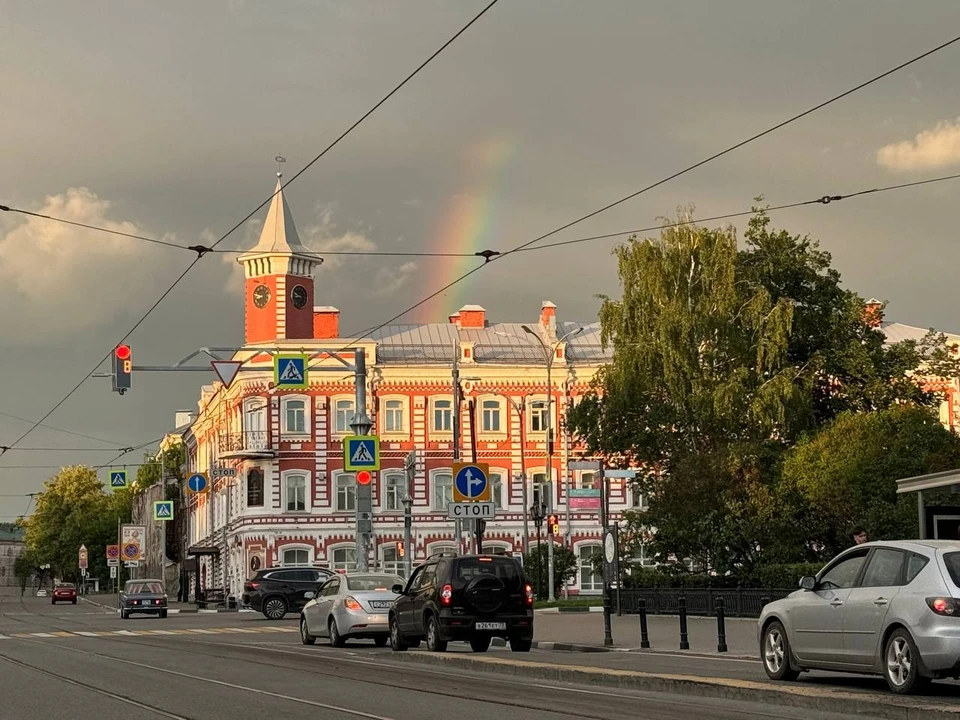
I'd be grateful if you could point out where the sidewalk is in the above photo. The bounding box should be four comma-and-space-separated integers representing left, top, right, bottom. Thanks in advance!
526, 610, 757, 655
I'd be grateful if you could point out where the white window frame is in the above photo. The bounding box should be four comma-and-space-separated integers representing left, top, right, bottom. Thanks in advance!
280, 544, 312, 567
528, 397, 549, 434
530, 467, 553, 511
332, 396, 356, 435
329, 544, 358, 572
488, 467, 508, 509
380, 396, 408, 436
576, 542, 603, 593
382, 470, 406, 511
334, 471, 356, 512
431, 470, 453, 510
479, 395, 506, 436
381, 545, 404, 576
431, 397, 454, 435
631, 486, 648, 510
577, 471, 598, 490
480, 541, 511, 555
282, 471, 309, 513
281, 395, 310, 437
427, 542, 457, 558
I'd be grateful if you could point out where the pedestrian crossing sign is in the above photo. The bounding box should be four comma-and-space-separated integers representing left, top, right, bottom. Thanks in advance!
153, 500, 174, 521
344, 435, 380, 471
109, 469, 128, 488
274, 353, 308, 389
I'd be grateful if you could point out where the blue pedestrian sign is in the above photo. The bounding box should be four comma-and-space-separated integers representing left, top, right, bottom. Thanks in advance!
453, 462, 491, 502
153, 500, 174, 521
109, 469, 128, 488
186, 472, 209, 495
274, 353, 308, 390
344, 435, 380, 471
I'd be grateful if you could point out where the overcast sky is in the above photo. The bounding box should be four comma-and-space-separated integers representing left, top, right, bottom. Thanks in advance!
2, 0, 960, 519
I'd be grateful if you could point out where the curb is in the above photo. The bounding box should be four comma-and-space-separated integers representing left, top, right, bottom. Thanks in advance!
388, 652, 960, 720
490, 638, 629, 653
535, 607, 604, 614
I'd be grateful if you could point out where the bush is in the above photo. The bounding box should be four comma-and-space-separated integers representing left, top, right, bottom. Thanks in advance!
754, 562, 823, 589
619, 562, 823, 589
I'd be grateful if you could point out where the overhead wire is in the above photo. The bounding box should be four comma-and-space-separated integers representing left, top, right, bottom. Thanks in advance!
0, 0, 500, 457
0, 409, 125, 446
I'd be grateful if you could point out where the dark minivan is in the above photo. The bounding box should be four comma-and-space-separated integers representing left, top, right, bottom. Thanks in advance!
243, 566, 333, 619
389, 553, 534, 653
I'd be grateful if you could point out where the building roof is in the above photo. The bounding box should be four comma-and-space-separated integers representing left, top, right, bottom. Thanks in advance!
239, 177, 316, 257
880, 321, 960, 346
366, 321, 609, 365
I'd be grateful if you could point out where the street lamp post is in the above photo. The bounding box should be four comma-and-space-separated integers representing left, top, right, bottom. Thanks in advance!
507, 395, 530, 556
531, 499, 546, 601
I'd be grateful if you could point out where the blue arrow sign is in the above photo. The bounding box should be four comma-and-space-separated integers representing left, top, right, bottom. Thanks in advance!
187, 473, 208, 494
109, 470, 128, 488
454, 463, 489, 502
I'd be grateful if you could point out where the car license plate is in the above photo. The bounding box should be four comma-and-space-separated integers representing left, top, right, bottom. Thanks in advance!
370, 600, 393, 609
475, 621, 506, 631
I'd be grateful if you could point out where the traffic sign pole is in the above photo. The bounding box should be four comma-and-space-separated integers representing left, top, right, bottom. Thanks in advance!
349, 349, 373, 572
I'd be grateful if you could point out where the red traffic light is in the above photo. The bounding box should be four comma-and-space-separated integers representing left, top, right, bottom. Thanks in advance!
115, 344, 131, 360
357, 471, 372, 486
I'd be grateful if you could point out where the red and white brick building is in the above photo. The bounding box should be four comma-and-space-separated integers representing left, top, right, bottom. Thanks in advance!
182, 178, 638, 600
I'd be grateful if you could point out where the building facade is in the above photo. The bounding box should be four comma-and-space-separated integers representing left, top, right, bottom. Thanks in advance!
0, 524, 25, 595
182, 178, 634, 601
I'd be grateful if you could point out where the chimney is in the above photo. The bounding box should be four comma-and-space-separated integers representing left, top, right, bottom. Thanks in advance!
175, 410, 196, 429
313, 306, 340, 339
863, 298, 883, 328
448, 312, 461, 326
540, 300, 557, 339
458, 305, 486, 329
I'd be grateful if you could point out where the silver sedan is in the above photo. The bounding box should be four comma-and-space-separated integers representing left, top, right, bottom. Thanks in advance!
758, 540, 960, 694
300, 572, 403, 647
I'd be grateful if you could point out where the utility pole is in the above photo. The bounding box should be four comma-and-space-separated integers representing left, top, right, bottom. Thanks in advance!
403, 450, 416, 578
508, 396, 530, 556
452, 339, 462, 555
350, 348, 373, 572
562, 376, 573, 599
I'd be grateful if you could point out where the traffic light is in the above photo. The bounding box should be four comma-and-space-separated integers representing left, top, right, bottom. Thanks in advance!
357, 470, 372, 485
112, 344, 132, 394
547, 514, 560, 536
396, 540, 405, 558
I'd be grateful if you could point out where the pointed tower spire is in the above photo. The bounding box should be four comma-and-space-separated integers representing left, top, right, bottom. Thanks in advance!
239, 177, 318, 262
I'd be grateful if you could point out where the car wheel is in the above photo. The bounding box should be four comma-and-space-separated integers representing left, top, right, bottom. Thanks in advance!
262, 596, 288, 620
51, 600, 56, 605
425, 615, 447, 653
329, 618, 345, 648
374, 635, 388, 647
470, 636, 491, 653
885, 628, 930, 694
389, 615, 408, 652
120, 609, 128, 620
300, 615, 316, 646
160, 610, 167, 619
72, 599, 77, 605
509, 636, 532, 652
762, 621, 799, 681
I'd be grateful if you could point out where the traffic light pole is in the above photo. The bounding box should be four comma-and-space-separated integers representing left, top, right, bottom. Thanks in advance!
350, 349, 373, 572
547, 522, 556, 602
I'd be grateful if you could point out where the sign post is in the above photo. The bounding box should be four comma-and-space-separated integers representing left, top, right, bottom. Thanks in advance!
78, 545, 88, 571
121, 524, 145, 580
403, 451, 416, 578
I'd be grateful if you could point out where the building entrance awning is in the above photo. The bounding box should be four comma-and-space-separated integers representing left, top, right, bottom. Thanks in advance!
896, 468, 960, 494
187, 546, 221, 557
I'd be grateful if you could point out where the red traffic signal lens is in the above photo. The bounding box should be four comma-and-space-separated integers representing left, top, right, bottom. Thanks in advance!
115, 344, 131, 360
357, 471, 372, 485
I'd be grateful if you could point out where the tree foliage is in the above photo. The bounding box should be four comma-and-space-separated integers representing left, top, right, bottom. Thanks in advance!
521, 544, 577, 598
569, 205, 960, 576
22, 466, 132, 583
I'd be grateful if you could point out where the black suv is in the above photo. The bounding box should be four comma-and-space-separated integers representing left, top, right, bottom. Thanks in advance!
243, 566, 333, 619
388, 553, 534, 652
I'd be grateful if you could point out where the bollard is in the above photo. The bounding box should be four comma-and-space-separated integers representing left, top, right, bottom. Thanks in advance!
639, 597, 650, 649
716, 597, 728, 653
678, 595, 690, 650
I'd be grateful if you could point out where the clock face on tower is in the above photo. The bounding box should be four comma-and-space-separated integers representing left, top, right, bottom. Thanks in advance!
290, 284, 308, 309
253, 284, 271, 309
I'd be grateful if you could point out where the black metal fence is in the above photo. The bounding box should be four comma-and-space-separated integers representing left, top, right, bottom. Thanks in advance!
615, 587, 794, 618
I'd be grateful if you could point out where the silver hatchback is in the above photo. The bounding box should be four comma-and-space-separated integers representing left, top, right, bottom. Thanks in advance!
758, 540, 960, 693
300, 572, 403, 647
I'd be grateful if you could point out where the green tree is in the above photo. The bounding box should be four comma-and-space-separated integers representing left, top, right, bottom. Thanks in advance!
22, 466, 133, 584
781, 405, 960, 559
521, 544, 578, 599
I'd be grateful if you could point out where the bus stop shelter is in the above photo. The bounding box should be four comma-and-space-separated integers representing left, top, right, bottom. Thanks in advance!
896, 468, 960, 540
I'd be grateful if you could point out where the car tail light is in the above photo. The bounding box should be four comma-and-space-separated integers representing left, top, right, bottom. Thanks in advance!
927, 597, 960, 615
524, 583, 534, 607
155, 600, 161, 605
344, 596, 362, 611
245, 582, 259, 591
441, 584, 453, 606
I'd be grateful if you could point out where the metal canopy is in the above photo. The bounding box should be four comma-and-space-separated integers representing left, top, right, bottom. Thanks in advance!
896, 468, 960, 494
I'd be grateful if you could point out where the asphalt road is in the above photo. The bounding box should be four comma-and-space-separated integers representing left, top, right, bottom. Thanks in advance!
0, 593, 874, 720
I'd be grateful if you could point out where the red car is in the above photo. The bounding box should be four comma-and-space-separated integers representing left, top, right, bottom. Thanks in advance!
52, 583, 77, 605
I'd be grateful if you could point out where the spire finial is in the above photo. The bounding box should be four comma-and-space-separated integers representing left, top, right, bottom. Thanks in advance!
275, 155, 286, 180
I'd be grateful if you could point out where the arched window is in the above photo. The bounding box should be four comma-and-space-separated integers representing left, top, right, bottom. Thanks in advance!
333, 398, 355, 435
577, 544, 603, 593
381, 545, 404, 576
246, 468, 264, 507
529, 399, 549, 433
282, 546, 310, 566
432, 470, 453, 510
481, 397, 503, 433
282, 396, 309, 435
330, 545, 357, 572
284, 473, 307, 512
381, 398, 407, 434
335, 472, 356, 512
431, 397, 453, 433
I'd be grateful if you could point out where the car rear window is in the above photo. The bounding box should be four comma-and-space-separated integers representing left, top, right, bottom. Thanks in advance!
456, 557, 522, 588
127, 582, 163, 594
943, 552, 960, 587
346, 575, 403, 591
56, 584, 75, 589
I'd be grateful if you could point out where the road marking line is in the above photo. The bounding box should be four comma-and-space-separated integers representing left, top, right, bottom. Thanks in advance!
32, 633, 56, 638
186, 629, 215, 634
50, 631, 74, 637
223, 627, 258, 633
0, 635, 8, 640
74, 632, 99, 637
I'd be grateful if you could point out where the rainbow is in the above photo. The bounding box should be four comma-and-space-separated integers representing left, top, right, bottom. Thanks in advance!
419, 136, 516, 321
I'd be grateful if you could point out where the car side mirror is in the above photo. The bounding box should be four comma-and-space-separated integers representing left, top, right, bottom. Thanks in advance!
391, 584, 405, 595
304, 591, 315, 600
799, 576, 817, 591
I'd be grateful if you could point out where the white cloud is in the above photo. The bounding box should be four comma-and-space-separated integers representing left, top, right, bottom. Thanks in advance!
373, 261, 418, 296
0, 187, 179, 342
876, 118, 960, 172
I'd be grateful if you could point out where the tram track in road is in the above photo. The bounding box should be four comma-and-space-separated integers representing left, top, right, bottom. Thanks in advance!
5, 629, 813, 720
